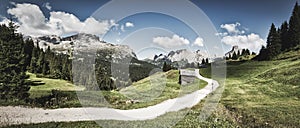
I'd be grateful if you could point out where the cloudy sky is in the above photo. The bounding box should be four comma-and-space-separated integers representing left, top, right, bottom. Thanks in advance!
0, 0, 298, 59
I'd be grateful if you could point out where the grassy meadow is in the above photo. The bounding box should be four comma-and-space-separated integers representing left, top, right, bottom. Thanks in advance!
220, 50, 300, 127
0, 70, 207, 110
28, 72, 85, 98
7, 49, 300, 128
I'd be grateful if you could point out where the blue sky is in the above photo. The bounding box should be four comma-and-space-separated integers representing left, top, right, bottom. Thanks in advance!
0, 0, 298, 59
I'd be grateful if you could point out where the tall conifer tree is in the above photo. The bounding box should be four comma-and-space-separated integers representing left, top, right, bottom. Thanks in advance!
288, 2, 300, 48
0, 23, 30, 101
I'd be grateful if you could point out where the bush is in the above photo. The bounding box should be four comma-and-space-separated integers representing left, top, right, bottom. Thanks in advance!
31, 90, 78, 108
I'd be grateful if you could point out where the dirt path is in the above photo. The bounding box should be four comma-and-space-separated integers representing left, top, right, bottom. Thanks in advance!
0, 71, 219, 126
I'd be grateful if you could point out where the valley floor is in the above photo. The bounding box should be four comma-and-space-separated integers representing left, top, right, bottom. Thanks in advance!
0, 73, 217, 127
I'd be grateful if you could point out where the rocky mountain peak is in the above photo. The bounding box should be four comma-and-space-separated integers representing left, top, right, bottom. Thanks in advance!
25, 33, 137, 59
154, 49, 206, 63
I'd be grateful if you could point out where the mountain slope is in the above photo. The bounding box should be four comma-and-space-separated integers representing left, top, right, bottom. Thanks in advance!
27, 33, 158, 90
200, 48, 300, 127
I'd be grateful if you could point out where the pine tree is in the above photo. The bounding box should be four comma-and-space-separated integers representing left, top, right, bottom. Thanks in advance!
29, 45, 38, 73
162, 62, 172, 72
280, 21, 289, 51
266, 23, 282, 58
241, 49, 246, 56
37, 51, 45, 73
232, 52, 238, 60
61, 55, 70, 80
42, 62, 48, 75
45, 46, 51, 59
0, 23, 30, 101
228, 54, 232, 60
288, 2, 300, 48
237, 50, 241, 58
197, 62, 200, 68
245, 49, 251, 56
201, 58, 206, 64
255, 46, 268, 61
23, 39, 34, 68
205, 58, 209, 64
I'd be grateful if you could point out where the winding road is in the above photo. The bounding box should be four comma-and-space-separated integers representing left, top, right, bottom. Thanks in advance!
0, 70, 219, 126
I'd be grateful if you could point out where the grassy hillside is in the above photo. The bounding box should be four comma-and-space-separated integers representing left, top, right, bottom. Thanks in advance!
4, 70, 212, 127
1, 70, 207, 110
80, 70, 207, 110
218, 49, 300, 127
28, 73, 85, 98
118, 70, 207, 109
5, 49, 300, 127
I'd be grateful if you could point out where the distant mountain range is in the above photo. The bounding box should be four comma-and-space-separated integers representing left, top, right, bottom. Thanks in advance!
25, 33, 136, 60
26, 33, 220, 69
154, 49, 207, 63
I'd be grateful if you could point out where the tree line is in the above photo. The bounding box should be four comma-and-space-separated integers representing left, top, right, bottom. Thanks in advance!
226, 48, 254, 60
72, 49, 159, 91
255, 2, 300, 60
0, 23, 31, 101
27, 42, 72, 81
0, 22, 74, 102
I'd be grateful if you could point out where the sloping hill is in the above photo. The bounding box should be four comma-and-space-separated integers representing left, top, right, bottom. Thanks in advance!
218, 49, 300, 127
1, 70, 212, 127
118, 70, 207, 109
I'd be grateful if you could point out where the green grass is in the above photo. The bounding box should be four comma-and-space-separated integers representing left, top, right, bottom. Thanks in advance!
6, 49, 300, 127
218, 50, 300, 127
1, 70, 207, 110
75, 70, 207, 110
28, 73, 85, 98
4, 70, 221, 128
4, 70, 211, 127
117, 70, 207, 109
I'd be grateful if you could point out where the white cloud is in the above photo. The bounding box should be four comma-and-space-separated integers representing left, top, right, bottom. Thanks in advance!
219, 22, 266, 52
125, 22, 134, 27
43, 2, 52, 10
5, 3, 115, 36
193, 37, 204, 47
49, 11, 112, 35
215, 32, 228, 37
153, 34, 190, 48
221, 22, 243, 34
221, 33, 265, 52
7, 3, 52, 36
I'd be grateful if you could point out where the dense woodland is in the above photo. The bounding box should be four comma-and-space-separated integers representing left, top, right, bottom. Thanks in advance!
0, 22, 75, 102
255, 2, 300, 60
72, 50, 158, 91
0, 23, 31, 101
0, 22, 160, 104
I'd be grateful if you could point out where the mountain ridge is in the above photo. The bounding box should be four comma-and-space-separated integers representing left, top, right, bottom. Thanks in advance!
25, 33, 137, 59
